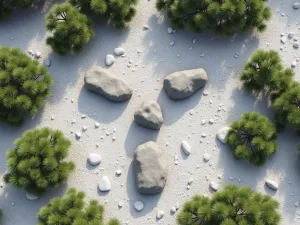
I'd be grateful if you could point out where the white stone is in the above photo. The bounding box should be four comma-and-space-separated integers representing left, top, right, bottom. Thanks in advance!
114, 48, 125, 56
116, 170, 122, 175
82, 126, 88, 131
281, 36, 287, 44
193, 39, 196, 44
170, 206, 176, 213
28, 50, 34, 55
187, 178, 194, 185
168, 27, 173, 34
209, 119, 214, 124
105, 54, 115, 66
81, 114, 87, 119
203, 153, 211, 162
169, 41, 175, 46
26, 192, 39, 200
293, 2, 300, 9
75, 132, 82, 138
35, 52, 41, 59
217, 127, 230, 143
265, 179, 279, 190
292, 61, 297, 68
210, 181, 219, 191
118, 201, 124, 208
143, 25, 149, 30
134, 201, 144, 211
181, 140, 191, 155
44, 59, 51, 67
98, 176, 111, 192
50, 115, 55, 120
175, 202, 180, 210
95, 122, 100, 128
288, 32, 295, 38
156, 210, 165, 220
88, 153, 102, 166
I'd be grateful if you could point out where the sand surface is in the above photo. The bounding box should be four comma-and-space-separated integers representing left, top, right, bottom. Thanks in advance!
1, 0, 300, 224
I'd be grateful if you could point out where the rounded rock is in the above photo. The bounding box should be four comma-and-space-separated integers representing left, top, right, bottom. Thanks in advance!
105, 54, 115, 66
114, 47, 125, 56
88, 153, 102, 166
217, 127, 230, 143
134, 201, 144, 211
98, 176, 111, 192
181, 140, 191, 155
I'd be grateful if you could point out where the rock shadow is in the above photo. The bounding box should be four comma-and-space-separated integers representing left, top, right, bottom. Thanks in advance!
124, 122, 159, 157
156, 87, 203, 126
77, 87, 130, 124
126, 162, 162, 218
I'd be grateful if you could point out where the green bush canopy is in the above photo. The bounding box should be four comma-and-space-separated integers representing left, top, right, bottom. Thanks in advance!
156, 0, 271, 36
69, 0, 138, 29
45, 3, 95, 55
0, 47, 52, 126
240, 49, 293, 96
177, 184, 281, 225
226, 112, 278, 166
4, 128, 75, 196
37, 188, 120, 225
0, 208, 2, 221
0, 0, 38, 20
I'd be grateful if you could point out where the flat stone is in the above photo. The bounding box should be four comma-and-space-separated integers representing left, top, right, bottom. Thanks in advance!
265, 179, 278, 190
134, 201, 144, 211
88, 153, 102, 166
210, 181, 219, 191
26, 192, 39, 200
133, 141, 168, 195
114, 48, 125, 56
217, 127, 230, 143
156, 210, 165, 220
98, 176, 111, 192
163, 68, 208, 100
293, 42, 299, 48
105, 54, 115, 66
84, 66, 132, 102
181, 140, 191, 155
134, 100, 163, 130
168, 27, 173, 34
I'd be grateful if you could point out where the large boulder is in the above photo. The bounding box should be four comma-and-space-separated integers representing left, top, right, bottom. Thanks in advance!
84, 66, 132, 102
133, 141, 168, 194
134, 100, 163, 130
163, 68, 208, 100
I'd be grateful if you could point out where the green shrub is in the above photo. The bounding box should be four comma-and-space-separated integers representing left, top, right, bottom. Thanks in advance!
45, 3, 95, 55
69, 0, 138, 29
273, 82, 300, 130
240, 50, 293, 95
156, 0, 271, 35
0, 208, 2, 220
4, 128, 75, 196
37, 188, 120, 225
0, 0, 39, 20
226, 112, 278, 166
177, 184, 281, 225
0, 47, 53, 126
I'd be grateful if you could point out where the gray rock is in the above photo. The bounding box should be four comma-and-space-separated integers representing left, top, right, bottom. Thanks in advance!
84, 66, 132, 102
134, 100, 163, 130
26, 192, 39, 200
156, 210, 165, 219
98, 176, 111, 192
210, 181, 219, 191
163, 68, 208, 100
134, 201, 144, 211
133, 141, 168, 195
293, 2, 300, 9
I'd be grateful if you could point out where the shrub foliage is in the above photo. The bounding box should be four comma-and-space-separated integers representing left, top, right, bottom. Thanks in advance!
240, 50, 293, 95
45, 3, 95, 55
69, 0, 138, 29
156, 0, 271, 35
4, 128, 75, 196
37, 188, 120, 225
0, 0, 38, 20
177, 184, 281, 225
226, 112, 278, 166
0, 47, 52, 126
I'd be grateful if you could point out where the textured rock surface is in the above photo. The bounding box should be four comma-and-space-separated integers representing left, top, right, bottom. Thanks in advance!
134, 100, 163, 130
163, 68, 208, 100
133, 141, 168, 194
84, 66, 132, 102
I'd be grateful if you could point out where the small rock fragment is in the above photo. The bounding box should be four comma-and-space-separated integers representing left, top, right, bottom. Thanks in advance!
265, 179, 278, 191
203, 153, 211, 162
114, 48, 125, 56
75, 132, 82, 139
210, 181, 219, 191
143, 25, 149, 30
98, 176, 111, 192
105, 54, 115, 66
95, 122, 100, 128
88, 153, 102, 166
116, 170, 122, 176
134, 201, 144, 211
169, 41, 175, 46
44, 59, 51, 67
281, 36, 287, 44
293, 2, 300, 9
217, 127, 230, 143
26, 192, 39, 200
168, 27, 173, 34
156, 210, 165, 220
181, 140, 191, 155
170, 206, 176, 214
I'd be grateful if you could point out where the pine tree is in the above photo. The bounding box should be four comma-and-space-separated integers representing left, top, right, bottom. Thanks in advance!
240, 50, 293, 96
273, 82, 300, 131
45, 3, 95, 55
226, 112, 278, 166
69, 0, 138, 29
37, 188, 121, 225
177, 184, 281, 225
4, 128, 75, 196
0, 47, 53, 126
156, 0, 271, 35
0, 0, 39, 20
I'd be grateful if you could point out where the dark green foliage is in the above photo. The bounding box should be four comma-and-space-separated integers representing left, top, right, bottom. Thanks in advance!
177, 184, 281, 225
0, 0, 38, 20
226, 112, 278, 166
37, 188, 121, 225
4, 128, 75, 196
156, 0, 271, 35
273, 82, 300, 130
69, 0, 138, 29
0, 208, 2, 220
0, 47, 53, 126
240, 50, 293, 95
45, 3, 95, 55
